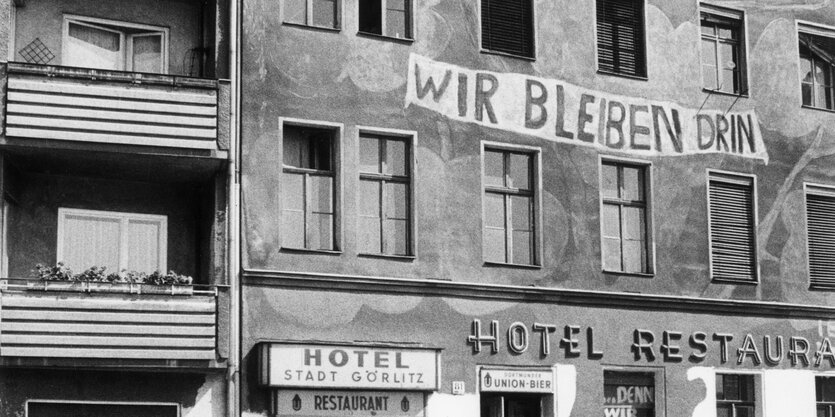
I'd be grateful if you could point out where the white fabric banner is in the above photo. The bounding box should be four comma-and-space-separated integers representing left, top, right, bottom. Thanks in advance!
405, 54, 768, 162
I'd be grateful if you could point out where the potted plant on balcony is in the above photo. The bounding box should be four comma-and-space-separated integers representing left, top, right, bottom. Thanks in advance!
31, 262, 194, 295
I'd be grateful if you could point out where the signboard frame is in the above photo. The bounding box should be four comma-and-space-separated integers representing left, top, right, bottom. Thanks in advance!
477, 366, 555, 394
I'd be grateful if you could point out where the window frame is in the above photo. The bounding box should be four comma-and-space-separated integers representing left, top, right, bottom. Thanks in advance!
803, 182, 835, 290
706, 169, 759, 284
61, 14, 169, 74
715, 372, 758, 417
817, 375, 835, 417
478, 0, 537, 60
797, 21, 835, 111
480, 141, 542, 268
477, 365, 555, 417
599, 157, 655, 276
356, 126, 417, 258
278, 117, 344, 253
282, 0, 342, 30
699, 3, 749, 97
357, 0, 414, 41
602, 366, 665, 417
26, 399, 180, 417
593, 0, 648, 79
56, 207, 168, 273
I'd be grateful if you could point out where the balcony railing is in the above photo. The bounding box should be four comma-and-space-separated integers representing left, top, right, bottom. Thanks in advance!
0, 279, 225, 363
3, 63, 229, 152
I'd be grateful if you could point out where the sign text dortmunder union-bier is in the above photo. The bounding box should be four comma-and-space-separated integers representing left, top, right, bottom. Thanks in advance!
261, 344, 440, 390
406, 54, 768, 162
467, 320, 835, 368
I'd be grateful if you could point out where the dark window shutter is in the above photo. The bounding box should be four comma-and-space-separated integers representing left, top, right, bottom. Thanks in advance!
708, 174, 757, 282
481, 0, 534, 57
806, 191, 835, 289
596, 0, 646, 77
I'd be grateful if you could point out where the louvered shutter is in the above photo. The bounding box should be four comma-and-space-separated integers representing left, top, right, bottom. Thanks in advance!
708, 173, 757, 282
481, 0, 534, 57
596, 0, 646, 77
806, 188, 835, 289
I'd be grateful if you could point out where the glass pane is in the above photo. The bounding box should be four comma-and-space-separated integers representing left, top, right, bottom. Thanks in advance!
386, 182, 409, 219
601, 164, 618, 199
62, 214, 121, 272
127, 220, 162, 273
360, 137, 381, 173
511, 196, 532, 231
701, 22, 716, 36
703, 65, 718, 90
724, 375, 740, 400
358, 216, 381, 253
283, 130, 303, 167
359, 0, 382, 34
359, 180, 381, 217
484, 227, 506, 263
816, 61, 828, 84
622, 206, 645, 241
622, 239, 645, 273
702, 39, 717, 68
66, 22, 123, 70
827, 86, 835, 110
721, 69, 736, 93
284, 0, 306, 24
309, 213, 333, 250
509, 153, 531, 190
385, 218, 409, 255
802, 56, 814, 83
484, 151, 504, 187
312, 0, 337, 27
716, 374, 726, 400
716, 405, 730, 417
622, 167, 643, 201
817, 84, 829, 108
386, 9, 407, 38
131, 34, 162, 73
602, 204, 621, 238
281, 173, 305, 248
309, 175, 333, 213
388, 0, 405, 10
803, 83, 813, 106
718, 26, 735, 40
485, 193, 505, 228
736, 406, 754, 417
822, 377, 835, 401
512, 230, 532, 264
386, 139, 407, 176
816, 405, 826, 417
602, 237, 621, 271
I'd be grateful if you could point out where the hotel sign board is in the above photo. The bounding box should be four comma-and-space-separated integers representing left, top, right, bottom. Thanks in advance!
479, 368, 554, 393
260, 343, 440, 390
274, 390, 425, 417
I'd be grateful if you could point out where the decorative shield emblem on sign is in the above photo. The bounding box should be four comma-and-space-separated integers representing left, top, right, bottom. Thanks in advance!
401, 396, 410, 412
292, 394, 302, 411
483, 372, 492, 388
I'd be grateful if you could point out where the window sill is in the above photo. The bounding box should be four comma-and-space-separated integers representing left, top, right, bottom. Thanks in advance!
358, 253, 416, 261
596, 69, 648, 81
282, 22, 341, 33
701, 88, 749, 99
483, 261, 542, 269
356, 31, 414, 44
801, 104, 835, 114
280, 247, 343, 255
711, 277, 758, 285
480, 49, 536, 62
603, 270, 654, 278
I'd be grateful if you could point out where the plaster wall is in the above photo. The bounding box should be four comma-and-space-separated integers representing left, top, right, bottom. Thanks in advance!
6, 172, 207, 281
12, 0, 201, 75
241, 0, 835, 306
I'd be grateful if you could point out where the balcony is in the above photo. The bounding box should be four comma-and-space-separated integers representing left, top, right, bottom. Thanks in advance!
0, 63, 229, 168
0, 279, 229, 368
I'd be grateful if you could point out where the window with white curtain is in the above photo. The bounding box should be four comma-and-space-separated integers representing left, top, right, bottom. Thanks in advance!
57, 208, 167, 274
62, 15, 168, 74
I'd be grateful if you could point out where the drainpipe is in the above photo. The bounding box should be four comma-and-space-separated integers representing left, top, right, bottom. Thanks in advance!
226, 0, 242, 412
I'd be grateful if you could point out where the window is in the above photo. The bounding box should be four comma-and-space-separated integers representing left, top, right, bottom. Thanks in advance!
63, 15, 167, 73
480, 0, 534, 58
707, 172, 757, 282
483, 148, 537, 265
358, 133, 412, 255
799, 23, 835, 110
28, 401, 179, 417
700, 4, 746, 95
57, 208, 167, 274
716, 374, 755, 417
604, 371, 656, 417
359, 0, 411, 39
600, 161, 651, 274
284, 0, 339, 29
805, 184, 835, 290
281, 124, 338, 251
596, 0, 646, 77
481, 393, 541, 417
818, 376, 835, 417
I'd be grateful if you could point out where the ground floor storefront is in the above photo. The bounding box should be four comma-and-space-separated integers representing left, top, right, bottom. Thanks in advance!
0, 369, 226, 417
241, 276, 835, 417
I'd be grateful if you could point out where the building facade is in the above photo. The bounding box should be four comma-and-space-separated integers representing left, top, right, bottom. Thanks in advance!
0, 0, 234, 415
240, 1, 835, 417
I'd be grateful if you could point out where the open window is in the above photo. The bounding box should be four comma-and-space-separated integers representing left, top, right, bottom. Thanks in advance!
62, 15, 168, 73
798, 22, 835, 110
